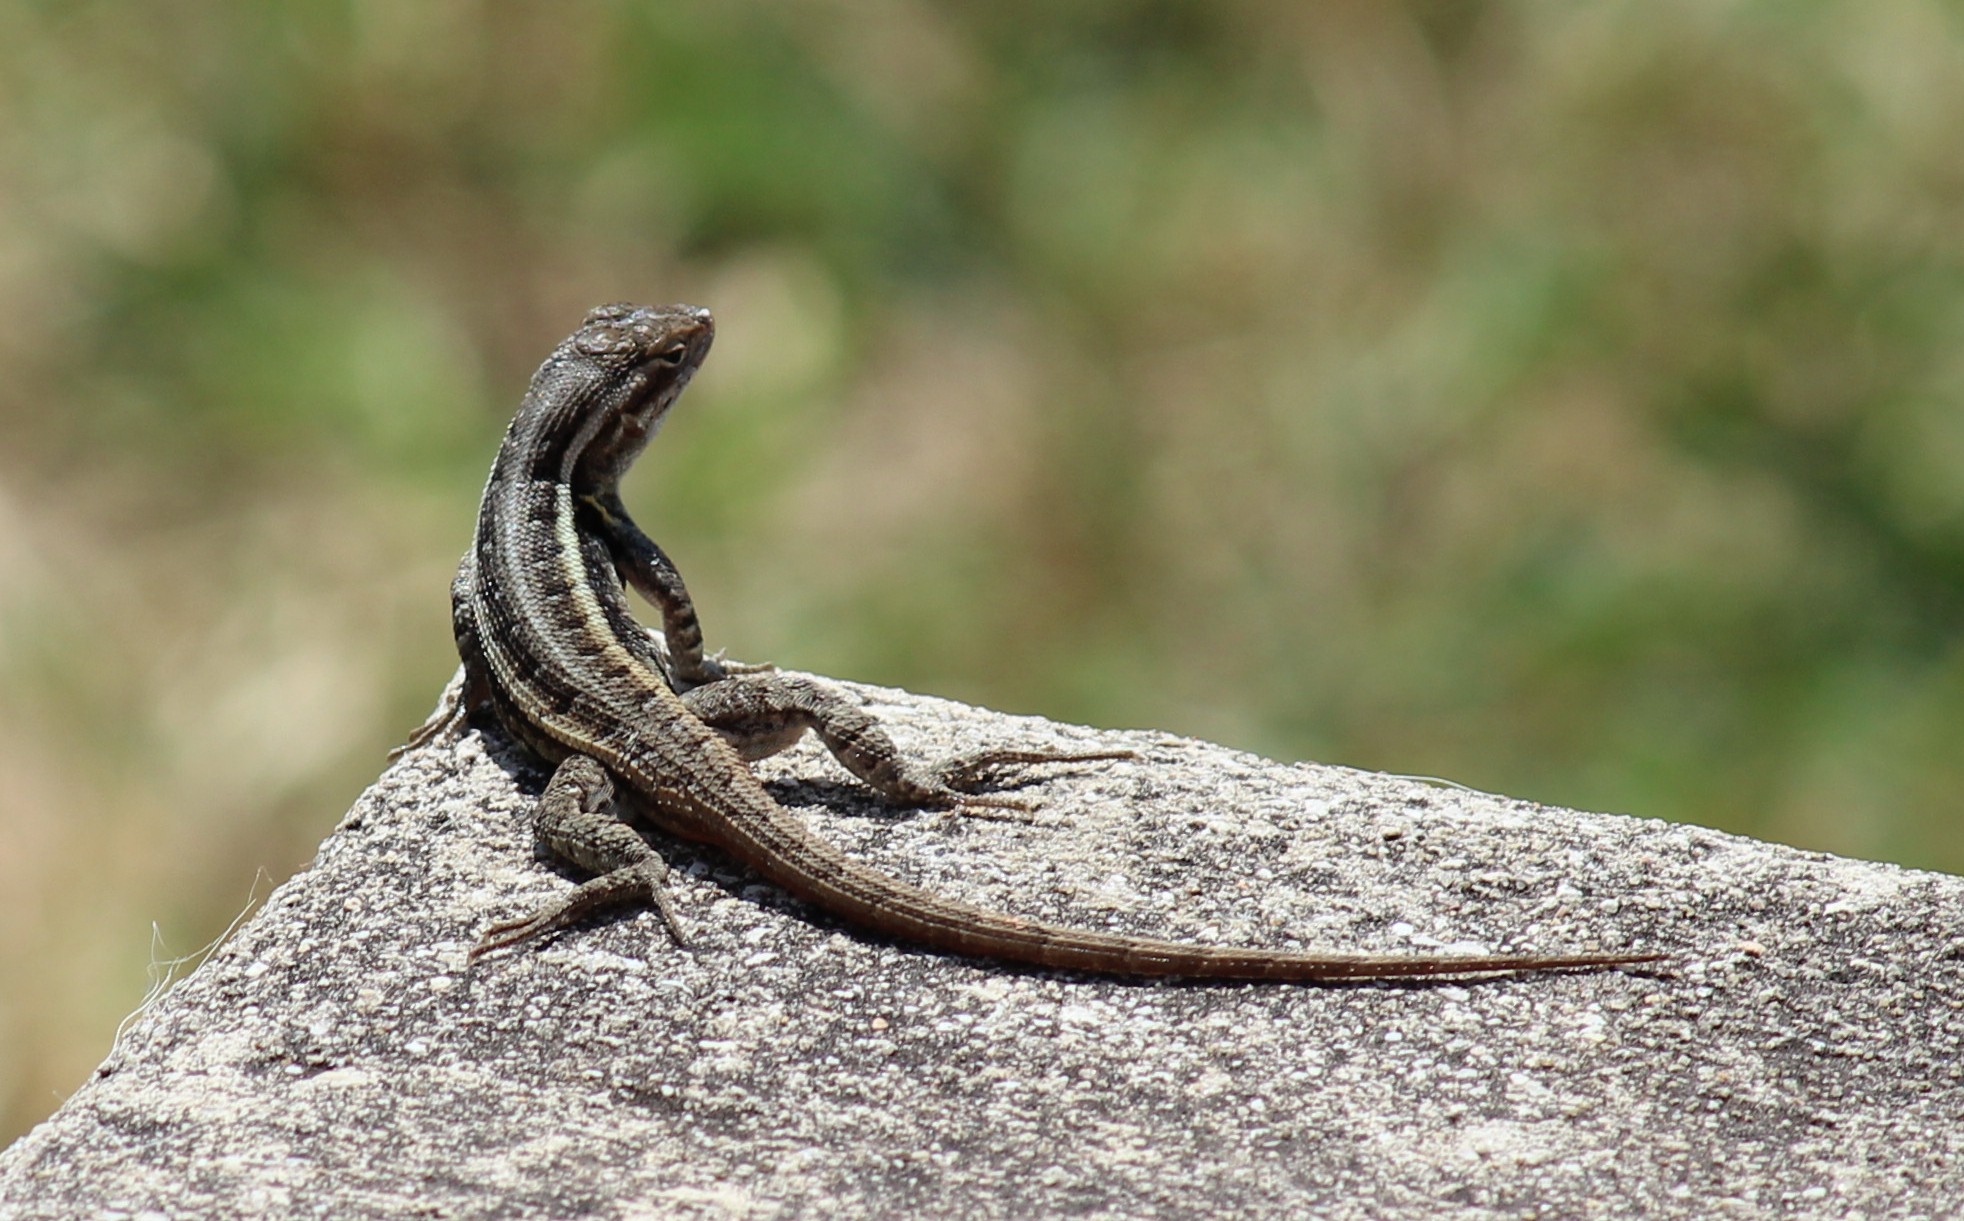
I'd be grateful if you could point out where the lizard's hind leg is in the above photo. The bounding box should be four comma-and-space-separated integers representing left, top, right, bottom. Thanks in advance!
470, 755, 687, 961
679, 673, 1135, 816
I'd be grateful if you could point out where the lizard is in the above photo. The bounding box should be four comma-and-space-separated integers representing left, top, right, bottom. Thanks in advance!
403, 301, 1666, 981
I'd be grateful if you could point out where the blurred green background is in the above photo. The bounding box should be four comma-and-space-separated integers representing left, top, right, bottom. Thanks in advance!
5, 0, 1964, 1142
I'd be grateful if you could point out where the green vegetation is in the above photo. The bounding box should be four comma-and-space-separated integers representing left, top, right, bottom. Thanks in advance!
4, 1, 1963, 1140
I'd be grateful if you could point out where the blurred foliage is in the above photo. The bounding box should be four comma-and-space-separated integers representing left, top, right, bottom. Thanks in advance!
4, 0, 1964, 1142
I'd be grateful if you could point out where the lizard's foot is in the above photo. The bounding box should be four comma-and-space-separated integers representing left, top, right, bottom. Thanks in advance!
644, 630, 775, 689
921, 747, 1140, 822
389, 666, 474, 762
935, 747, 1139, 794
705, 648, 776, 677
468, 861, 687, 964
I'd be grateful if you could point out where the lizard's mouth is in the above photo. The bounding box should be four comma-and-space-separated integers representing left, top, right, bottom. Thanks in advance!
627, 384, 664, 423
621, 377, 678, 440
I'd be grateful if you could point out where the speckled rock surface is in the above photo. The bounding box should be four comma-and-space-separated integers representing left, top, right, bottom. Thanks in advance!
1, 678, 1958, 1219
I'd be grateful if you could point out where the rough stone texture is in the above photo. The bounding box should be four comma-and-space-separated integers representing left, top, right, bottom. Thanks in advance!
0, 677, 1958, 1219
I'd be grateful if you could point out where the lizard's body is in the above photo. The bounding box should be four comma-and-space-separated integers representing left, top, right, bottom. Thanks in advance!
413, 302, 1663, 981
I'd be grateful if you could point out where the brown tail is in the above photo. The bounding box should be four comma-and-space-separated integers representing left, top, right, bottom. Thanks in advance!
721, 800, 1667, 981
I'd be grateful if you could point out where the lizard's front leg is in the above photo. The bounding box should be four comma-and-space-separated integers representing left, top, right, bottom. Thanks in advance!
680, 672, 1136, 814
470, 755, 686, 961
390, 560, 493, 760
581, 489, 764, 691
392, 664, 478, 760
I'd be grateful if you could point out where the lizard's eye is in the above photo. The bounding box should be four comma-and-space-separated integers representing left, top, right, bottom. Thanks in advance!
655, 343, 688, 368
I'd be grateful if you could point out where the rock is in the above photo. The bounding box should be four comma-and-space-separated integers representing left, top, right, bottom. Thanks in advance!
1, 679, 1957, 1219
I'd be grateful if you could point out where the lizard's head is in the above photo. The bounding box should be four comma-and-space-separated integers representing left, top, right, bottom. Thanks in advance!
535, 302, 715, 486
